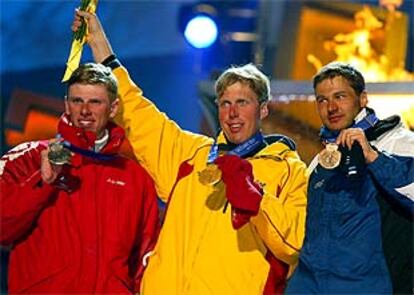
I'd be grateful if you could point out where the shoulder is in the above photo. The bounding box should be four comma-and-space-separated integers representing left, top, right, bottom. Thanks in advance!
0, 140, 45, 178
1, 141, 45, 163
260, 134, 303, 164
373, 124, 414, 156
264, 134, 296, 151
255, 136, 307, 175
120, 157, 154, 179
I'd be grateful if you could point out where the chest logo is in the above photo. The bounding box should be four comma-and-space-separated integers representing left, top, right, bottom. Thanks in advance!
106, 178, 125, 186
313, 179, 325, 190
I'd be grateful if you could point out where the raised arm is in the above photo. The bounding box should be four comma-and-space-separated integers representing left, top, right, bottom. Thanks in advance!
71, 11, 212, 200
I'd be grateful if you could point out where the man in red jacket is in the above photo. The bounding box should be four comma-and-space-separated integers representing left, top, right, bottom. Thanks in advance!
0, 63, 159, 293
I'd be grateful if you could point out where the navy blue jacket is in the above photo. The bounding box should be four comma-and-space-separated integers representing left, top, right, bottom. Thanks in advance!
286, 113, 414, 294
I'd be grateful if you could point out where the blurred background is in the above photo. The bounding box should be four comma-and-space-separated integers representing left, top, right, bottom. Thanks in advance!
1, 0, 414, 292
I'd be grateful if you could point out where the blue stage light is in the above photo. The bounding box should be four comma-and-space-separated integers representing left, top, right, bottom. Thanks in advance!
184, 15, 218, 49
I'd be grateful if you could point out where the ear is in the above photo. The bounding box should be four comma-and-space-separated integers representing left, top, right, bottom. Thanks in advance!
64, 97, 70, 115
109, 98, 120, 119
359, 91, 368, 108
259, 102, 269, 120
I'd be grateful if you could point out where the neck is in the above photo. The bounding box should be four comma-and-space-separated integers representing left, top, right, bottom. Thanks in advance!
94, 129, 109, 152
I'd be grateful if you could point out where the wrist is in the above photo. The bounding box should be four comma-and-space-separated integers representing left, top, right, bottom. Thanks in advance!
365, 149, 379, 164
89, 35, 114, 63
101, 54, 121, 70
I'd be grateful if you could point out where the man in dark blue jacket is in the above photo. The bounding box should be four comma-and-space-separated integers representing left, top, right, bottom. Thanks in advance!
286, 62, 414, 294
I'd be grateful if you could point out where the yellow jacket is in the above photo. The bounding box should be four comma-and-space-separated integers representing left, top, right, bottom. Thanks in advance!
114, 66, 308, 295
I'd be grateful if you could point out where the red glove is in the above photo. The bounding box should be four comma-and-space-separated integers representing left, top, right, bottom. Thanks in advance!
215, 155, 263, 229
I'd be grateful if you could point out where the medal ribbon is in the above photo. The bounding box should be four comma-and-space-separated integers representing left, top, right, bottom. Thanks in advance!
320, 112, 379, 143
62, 0, 99, 82
56, 134, 116, 162
207, 132, 264, 163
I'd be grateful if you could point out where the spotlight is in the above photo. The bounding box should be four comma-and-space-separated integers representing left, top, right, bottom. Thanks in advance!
179, 3, 219, 49
184, 15, 218, 49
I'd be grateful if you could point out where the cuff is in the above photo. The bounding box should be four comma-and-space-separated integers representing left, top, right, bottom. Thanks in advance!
367, 151, 389, 179
26, 170, 57, 199
101, 54, 121, 70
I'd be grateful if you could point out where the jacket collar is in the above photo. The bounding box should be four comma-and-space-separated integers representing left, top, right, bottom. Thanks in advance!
57, 114, 124, 155
215, 130, 294, 159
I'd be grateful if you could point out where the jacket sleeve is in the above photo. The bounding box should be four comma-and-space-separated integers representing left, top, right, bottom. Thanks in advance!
368, 152, 414, 211
113, 66, 212, 201
251, 152, 308, 270
0, 142, 56, 245
132, 168, 160, 293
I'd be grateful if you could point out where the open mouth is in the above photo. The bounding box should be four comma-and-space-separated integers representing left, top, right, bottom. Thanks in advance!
228, 123, 243, 133
78, 120, 94, 128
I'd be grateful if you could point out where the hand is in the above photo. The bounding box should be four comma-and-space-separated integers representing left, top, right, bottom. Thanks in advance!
40, 149, 62, 184
71, 9, 114, 63
215, 155, 263, 229
336, 128, 378, 164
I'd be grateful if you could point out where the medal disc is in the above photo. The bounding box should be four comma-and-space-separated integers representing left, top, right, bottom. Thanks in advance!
199, 164, 222, 185
318, 143, 341, 169
48, 141, 72, 165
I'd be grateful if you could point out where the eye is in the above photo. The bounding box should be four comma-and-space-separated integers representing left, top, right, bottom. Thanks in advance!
237, 99, 249, 107
316, 97, 327, 104
69, 97, 83, 104
89, 98, 103, 105
219, 101, 231, 109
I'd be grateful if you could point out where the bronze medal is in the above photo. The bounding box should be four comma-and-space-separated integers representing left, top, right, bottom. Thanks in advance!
199, 164, 222, 186
48, 141, 72, 165
318, 143, 341, 169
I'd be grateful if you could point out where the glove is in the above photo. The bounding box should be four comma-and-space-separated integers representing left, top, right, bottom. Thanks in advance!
230, 207, 255, 230
215, 155, 263, 229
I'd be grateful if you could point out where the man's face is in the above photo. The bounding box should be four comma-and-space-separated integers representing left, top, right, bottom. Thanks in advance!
65, 83, 119, 139
218, 82, 268, 144
315, 76, 367, 131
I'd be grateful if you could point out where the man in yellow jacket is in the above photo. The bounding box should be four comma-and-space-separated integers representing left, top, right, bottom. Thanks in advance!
72, 10, 308, 295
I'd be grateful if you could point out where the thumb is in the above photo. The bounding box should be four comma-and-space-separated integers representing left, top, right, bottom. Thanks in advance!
40, 150, 62, 184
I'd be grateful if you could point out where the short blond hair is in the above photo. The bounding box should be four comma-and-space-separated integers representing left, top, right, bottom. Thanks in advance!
66, 63, 118, 103
215, 64, 270, 104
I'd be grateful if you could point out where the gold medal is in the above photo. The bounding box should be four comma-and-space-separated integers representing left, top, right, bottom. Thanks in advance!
48, 141, 72, 165
318, 143, 341, 169
199, 164, 222, 185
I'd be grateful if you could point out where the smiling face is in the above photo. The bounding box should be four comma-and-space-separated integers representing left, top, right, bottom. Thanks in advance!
65, 83, 119, 139
315, 76, 367, 131
218, 81, 268, 144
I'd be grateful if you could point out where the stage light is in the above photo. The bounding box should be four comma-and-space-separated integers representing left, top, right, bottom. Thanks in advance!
178, 1, 259, 67
184, 15, 218, 48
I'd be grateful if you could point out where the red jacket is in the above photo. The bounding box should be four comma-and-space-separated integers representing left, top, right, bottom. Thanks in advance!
0, 116, 159, 293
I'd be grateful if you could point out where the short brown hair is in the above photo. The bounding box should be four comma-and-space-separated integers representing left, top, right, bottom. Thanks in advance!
313, 62, 365, 96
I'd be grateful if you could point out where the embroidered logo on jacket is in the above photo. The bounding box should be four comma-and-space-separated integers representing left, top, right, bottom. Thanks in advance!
314, 179, 325, 189
0, 142, 39, 175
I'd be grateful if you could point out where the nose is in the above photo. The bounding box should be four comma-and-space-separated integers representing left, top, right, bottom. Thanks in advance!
80, 102, 91, 115
327, 99, 338, 113
229, 104, 239, 118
